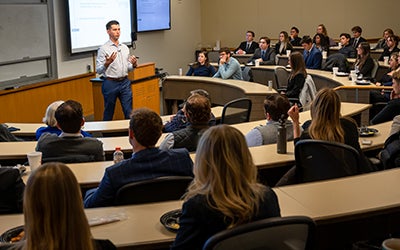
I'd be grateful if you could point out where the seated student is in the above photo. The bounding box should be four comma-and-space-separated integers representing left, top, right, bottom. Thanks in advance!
301, 35, 322, 69
289, 26, 301, 46
354, 42, 375, 78
213, 47, 243, 80
36, 100, 92, 140
323, 33, 356, 72
248, 37, 276, 65
277, 88, 375, 186
0, 124, 22, 142
371, 71, 400, 125
245, 94, 294, 147
171, 125, 281, 250
313, 33, 329, 53
374, 28, 394, 50
163, 89, 216, 133
36, 100, 104, 163
275, 31, 293, 55
160, 94, 211, 152
186, 51, 216, 77
84, 108, 193, 208
316, 24, 336, 47
350, 26, 367, 49
0, 168, 24, 214
0, 162, 116, 250
378, 35, 400, 61
280, 52, 307, 100
235, 31, 259, 54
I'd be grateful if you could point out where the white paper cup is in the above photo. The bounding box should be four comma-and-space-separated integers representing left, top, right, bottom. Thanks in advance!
322, 51, 328, 59
27, 151, 42, 171
332, 67, 339, 75
384, 56, 389, 65
178, 68, 183, 76
255, 60, 260, 67
382, 238, 400, 250
286, 50, 291, 57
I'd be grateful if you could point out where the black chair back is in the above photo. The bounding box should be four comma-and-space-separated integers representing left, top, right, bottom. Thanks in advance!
220, 98, 252, 124
274, 66, 290, 90
114, 176, 193, 205
203, 216, 316, 250
295, 139, 361, 183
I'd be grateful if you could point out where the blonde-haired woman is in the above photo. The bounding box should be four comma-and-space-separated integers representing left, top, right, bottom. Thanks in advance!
171, 125, 280, 250
4, 163, 115, 250
277, 88, 375, 185
35, 100, 92, 140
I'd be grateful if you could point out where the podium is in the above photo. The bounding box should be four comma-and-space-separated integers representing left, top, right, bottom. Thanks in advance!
91, 62, 160, 121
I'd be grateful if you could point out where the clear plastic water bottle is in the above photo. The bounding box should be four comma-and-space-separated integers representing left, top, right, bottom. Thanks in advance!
113, 146, 124, 163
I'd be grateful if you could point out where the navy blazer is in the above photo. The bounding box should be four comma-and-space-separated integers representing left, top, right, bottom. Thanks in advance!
350, 37, 367, 49
84, 147, 194, 208
303, 46, 322, 69
236, 41, 259, 54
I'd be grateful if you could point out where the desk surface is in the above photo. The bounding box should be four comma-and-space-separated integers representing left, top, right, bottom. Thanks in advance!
3, 169, 400, 249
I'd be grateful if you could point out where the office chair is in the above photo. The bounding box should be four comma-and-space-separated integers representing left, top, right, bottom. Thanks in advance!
41, 154, 96, 164
370, 59, 379, 81
114, 176, 193, 205
274, 66, 290, 91
202, 216, 316, 250
294, 139, 361, 183
220, 98, 252, 124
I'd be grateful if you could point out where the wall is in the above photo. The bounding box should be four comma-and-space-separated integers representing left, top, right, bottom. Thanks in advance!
53, 0, 201, 78
200, 0, 400, 49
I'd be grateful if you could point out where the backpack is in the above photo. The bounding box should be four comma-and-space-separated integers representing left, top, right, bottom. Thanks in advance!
380, 131, 400, 169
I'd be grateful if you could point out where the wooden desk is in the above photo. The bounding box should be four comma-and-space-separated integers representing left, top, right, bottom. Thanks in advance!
162, 76, 276, 121
6, 106, 224, 138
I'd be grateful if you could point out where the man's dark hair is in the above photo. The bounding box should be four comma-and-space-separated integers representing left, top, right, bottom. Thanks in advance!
219, 47, 232, 56
351, 26, 362, 33
129, 108, 162, 147
106, 20, 119, 30
184, 94, 211, 125
247, 30, 255, 37
300, 35, 313, 45
291, 27, 299, 33
55, 100, 83, 133
264, 94, 290, 121
260, 36, 271, 45
340, 33, 351, 39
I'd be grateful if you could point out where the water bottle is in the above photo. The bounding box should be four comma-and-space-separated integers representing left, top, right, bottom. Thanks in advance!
277, 115, 287, 154
113, 146, 124, 163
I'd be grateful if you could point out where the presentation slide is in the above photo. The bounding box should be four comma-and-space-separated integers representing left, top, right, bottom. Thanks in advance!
68, 0, 132, 54
136, 0, 170, 32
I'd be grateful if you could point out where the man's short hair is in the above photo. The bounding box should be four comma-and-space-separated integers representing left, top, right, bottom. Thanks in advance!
184, 94, 211, 125
190, 89, 211, 102
55, 100, 83, 133
300, 35, 313, 45
106, 20, 119, 30
351, 26, 362, 33
264, 94, 290, 121
260, 36, 271, 45
291, 27, 299, 33
340, 33, 351, 39
247, 31, 255, 37
219, 47, 232, 55
129, 108, 162, 147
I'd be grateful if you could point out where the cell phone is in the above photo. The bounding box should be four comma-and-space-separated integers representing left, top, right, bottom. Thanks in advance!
361, 139, 372, 145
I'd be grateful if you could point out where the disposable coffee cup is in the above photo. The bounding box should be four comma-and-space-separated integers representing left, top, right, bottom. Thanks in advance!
384, 56, 389, 65
332, 67, 339, 75
255, 60, 260, 67
322, 51, 328, 59
178, 68, 183, 76
286, 50, 291, 57
382, 238, 400, 250
268, 80, 273, 91
27, 151, 42, 171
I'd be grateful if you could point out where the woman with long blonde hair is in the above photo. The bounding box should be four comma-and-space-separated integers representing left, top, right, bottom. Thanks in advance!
171, 125, 280, 250
4, 163, 115, 250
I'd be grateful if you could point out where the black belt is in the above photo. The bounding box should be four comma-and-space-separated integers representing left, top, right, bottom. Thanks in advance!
106, 76, 127, 82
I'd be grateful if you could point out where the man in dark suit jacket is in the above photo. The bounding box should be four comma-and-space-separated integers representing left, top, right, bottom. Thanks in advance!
0, 167, 25, 214
301, 36, 322, 69
290, 26, 302, 46
248, 36, 276, 65
350, 26, 367, 49
84, 108, 194, 208
235, 31, 259, 54
36, 100, 105, 163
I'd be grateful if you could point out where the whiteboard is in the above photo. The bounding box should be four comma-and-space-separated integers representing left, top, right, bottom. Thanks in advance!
0, 4, 50, 63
